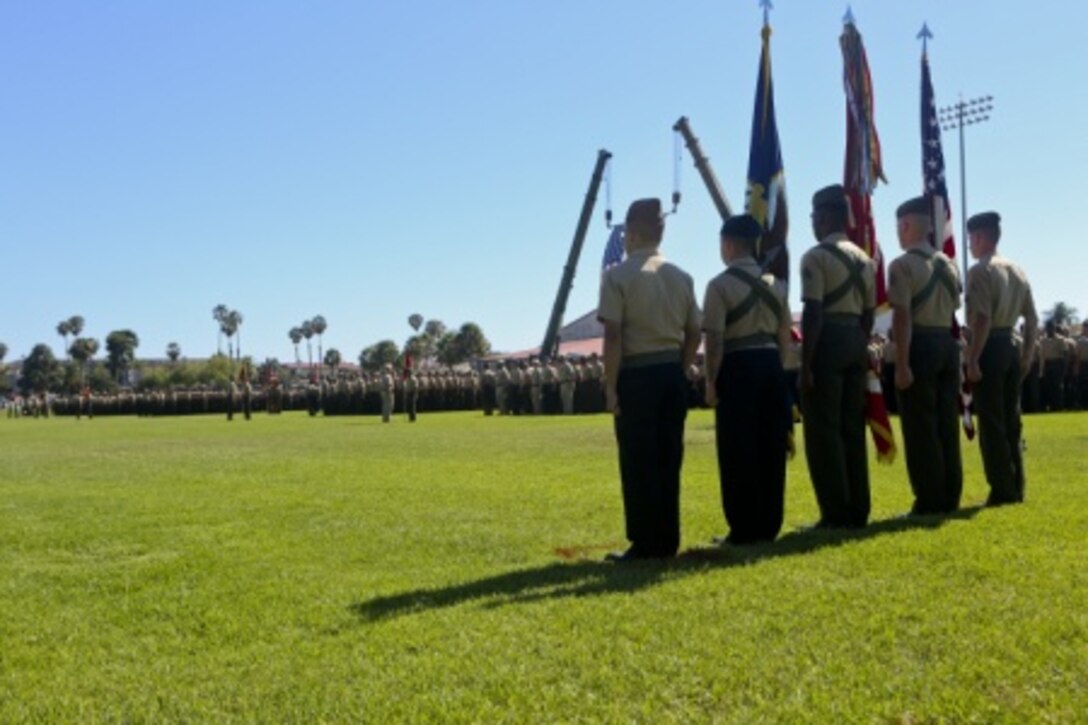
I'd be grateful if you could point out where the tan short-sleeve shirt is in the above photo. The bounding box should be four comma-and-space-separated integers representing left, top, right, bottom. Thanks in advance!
800, 233, 877, 314
702, 257, 788, 346
1040, 336, 1066, 363
598, 248, 700, 358
1077, 336, 1088, 363
887, 246, 962, 327
965, 254, 1038, 330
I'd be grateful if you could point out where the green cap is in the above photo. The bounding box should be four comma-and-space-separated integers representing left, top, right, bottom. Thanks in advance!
967, 211, 1001, 232
721, 214, 763, 240
896, 196, 929, 218
625, 198, 664, 236
812, 184, 847, 211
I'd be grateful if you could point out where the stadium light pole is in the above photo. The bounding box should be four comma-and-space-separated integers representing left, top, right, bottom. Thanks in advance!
939, 94, 994, 279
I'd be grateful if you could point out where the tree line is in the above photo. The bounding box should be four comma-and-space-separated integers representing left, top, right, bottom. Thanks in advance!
5, 314, 145, 395
287, 316, 491, 373
2, 310, 493, 394
4, 300, 1080, 396
357, 319, 491, 372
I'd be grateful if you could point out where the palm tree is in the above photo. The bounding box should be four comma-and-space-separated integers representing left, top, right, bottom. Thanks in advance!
67, 315, 85, 338
424, 319, 447, 340
1044, 301, 1080, 327
69, 337, 99, 390
56, 320, 72, 357
324, 347, 342, 373
219, 316, 234, 359
166, 342, 181, 363
311, 315, 327, 370
227, 310, 244, 361
218, 309, 242, 361
289, 327, 303, 366
212, 304, 228, 354
300, 320, 315, 373
0, 342, 8, 365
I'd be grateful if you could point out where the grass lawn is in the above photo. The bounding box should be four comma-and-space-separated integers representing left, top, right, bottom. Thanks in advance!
1, 409, 1086, 722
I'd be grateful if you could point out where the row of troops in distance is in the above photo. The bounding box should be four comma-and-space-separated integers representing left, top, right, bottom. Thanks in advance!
292, 364, 614, 421
482, 356, 607, 415
875, 320, 1088, 415
22, 362, 620, 421
312, 368, 480, 422
597, 189, 1039, 562
30, 370, 487, 423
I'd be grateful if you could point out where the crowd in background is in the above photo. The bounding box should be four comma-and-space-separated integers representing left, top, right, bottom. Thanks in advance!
5, 321, 1086, 420
871, 319, 1088, 415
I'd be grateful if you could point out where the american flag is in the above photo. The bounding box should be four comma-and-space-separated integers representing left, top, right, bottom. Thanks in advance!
601, 224, 625, 270
921, 43, 974, 439
921, 51, 955, 257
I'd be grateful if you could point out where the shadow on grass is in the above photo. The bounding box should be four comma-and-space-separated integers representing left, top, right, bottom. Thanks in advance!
349, 506, 982, 621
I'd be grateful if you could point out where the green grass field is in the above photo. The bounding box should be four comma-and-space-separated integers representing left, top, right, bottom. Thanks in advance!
1, 410, 1086, 722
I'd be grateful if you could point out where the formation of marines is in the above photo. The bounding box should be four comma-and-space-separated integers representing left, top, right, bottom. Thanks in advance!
1026, 319, 1088, 412
484, 356, 608, 416
875, 318, 1088, 415
3, 393, 54, 418
597, 191, 1044, 562
7, 190, 1082, 563
29, 352, 623, 420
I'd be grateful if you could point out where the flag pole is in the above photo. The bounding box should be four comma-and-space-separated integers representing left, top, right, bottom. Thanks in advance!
939, 95, 995, 281
917, 23, 937, 250
958, 97, 968, 279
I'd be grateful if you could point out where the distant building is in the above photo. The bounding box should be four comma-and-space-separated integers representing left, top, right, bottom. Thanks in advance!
489, 305, 878, 362
493, 310, 605, 360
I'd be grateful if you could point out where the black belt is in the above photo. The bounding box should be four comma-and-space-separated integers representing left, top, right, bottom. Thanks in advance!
913, 326, 953, 336
989, 327, 1013, 338
622, 350, 682, 369
722, 333, 777, 355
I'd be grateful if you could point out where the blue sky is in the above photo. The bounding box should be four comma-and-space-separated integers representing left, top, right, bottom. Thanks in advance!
2, 1, 1085, 363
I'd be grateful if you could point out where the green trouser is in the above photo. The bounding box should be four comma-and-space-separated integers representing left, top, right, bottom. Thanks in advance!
897, 330, 963, 514
802, 321, 870, 527
975, 334, 1025, 505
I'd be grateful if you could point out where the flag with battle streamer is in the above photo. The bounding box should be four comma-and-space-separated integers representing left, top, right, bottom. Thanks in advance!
841, 14, 895, 464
